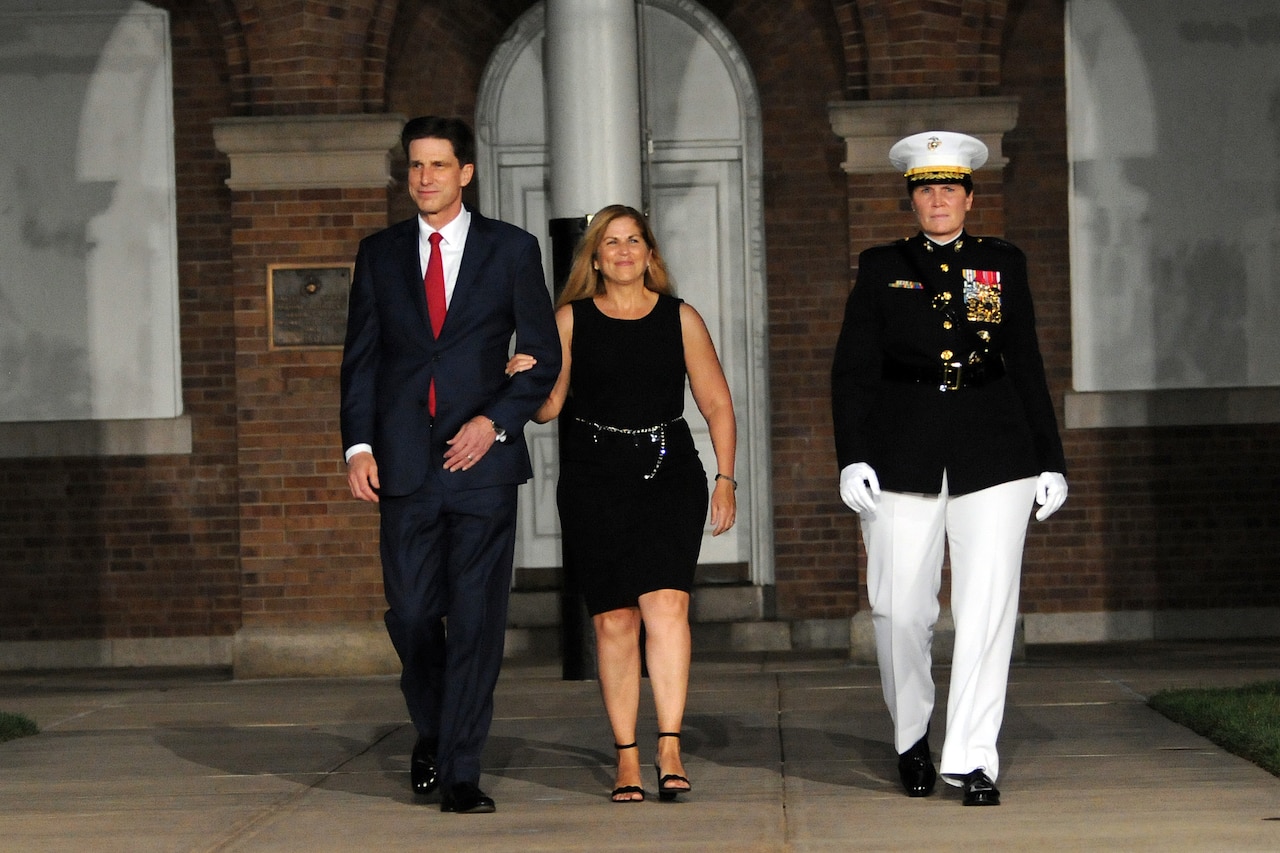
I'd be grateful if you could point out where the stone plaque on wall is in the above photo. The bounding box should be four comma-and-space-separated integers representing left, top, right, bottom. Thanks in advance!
267, 265, 353, 349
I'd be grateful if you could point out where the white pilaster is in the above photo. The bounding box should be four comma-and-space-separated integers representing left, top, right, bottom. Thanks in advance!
545, 0, 643, 216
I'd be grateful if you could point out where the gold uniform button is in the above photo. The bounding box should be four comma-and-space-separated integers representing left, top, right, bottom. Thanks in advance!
941, 350, 954, 361
943, 320, 953, 330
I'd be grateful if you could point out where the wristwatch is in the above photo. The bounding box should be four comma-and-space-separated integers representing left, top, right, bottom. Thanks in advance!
489, 418, 507, 443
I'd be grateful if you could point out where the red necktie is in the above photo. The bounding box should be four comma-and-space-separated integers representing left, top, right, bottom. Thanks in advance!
425, 231, 446, 415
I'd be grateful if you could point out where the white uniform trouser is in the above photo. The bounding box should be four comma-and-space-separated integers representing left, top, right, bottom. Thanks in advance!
860, 472, 1037, 784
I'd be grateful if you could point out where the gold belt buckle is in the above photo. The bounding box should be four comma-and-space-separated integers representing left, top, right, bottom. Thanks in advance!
941, 362, 963, 391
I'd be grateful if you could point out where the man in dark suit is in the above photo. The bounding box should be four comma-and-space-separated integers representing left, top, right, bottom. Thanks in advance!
340, 115, 560, 814
831, 131, 1067, 807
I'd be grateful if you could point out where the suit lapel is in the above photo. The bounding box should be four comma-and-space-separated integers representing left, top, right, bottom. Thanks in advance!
392, 218, 432, 333
444, 212, 497, 333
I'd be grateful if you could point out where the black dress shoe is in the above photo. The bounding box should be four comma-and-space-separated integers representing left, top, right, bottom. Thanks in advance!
960, 769, 1000, 806
440, 781, 496, 814
410, 737, 438, 796
897, 733, 937, 797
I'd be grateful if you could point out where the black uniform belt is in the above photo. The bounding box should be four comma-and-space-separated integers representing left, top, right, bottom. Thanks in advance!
882, 357, 1005, 391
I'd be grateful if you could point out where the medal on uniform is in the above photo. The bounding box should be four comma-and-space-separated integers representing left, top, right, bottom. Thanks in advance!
963, 269, 1002, 323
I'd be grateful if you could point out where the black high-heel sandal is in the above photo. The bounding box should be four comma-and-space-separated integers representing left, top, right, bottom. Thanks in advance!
654, 732, 691, 801
611, 742, 645, 802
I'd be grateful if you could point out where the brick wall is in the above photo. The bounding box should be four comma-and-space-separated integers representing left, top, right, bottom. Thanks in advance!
0, 2, 241, 643
718, 0, 862, 619
1002, 0, 1280, 617
231, 188, 389, 627
2, 0, 1277, 656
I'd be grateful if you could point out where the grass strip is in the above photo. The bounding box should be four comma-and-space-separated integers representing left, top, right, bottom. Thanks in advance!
1149, 680, 1280, 777
0, 710, 39, 744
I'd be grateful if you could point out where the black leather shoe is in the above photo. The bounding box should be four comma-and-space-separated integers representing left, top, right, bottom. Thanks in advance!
960, 769, 1000, 806
410, 737, 438, 797
897, 733, 937, 797
440, 781, 496, 814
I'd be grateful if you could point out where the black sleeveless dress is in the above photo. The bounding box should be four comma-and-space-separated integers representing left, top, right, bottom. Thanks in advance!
557, 294, 708, 615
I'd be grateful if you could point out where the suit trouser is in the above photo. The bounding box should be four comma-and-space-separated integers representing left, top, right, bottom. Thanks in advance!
860, 472, 1037, 783
379, 468, 518, 788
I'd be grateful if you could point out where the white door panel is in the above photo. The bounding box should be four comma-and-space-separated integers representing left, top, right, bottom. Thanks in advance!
650, 160, 745, 563
495, 158, 563, 569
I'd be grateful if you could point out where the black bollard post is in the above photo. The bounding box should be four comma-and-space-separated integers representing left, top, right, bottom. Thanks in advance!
547, 215, 594, 681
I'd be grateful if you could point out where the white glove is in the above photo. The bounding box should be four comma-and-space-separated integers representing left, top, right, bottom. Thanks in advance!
839, 463, 881, 515
1034, 471, 1067, 521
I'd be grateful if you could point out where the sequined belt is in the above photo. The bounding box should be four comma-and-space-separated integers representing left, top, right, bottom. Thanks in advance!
882, 357, 1005, 392
572, 415, 684, 480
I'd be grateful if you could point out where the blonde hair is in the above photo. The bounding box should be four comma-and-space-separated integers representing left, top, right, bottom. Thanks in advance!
557, 204, 673, 308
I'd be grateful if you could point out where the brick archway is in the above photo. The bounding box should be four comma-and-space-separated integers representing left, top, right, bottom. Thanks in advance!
210, 0, 399, 114
833, 0, 1011, 98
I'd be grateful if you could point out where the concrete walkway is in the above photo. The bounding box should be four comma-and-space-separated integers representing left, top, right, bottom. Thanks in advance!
1, 640, 1279, 852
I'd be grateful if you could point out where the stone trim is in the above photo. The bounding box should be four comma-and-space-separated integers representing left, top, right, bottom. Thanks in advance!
849, 609, 1026, 665
828, 97, 1020, 175
850, 606, 1280, 663
212, 114, 406, 191
1023, 608, 1280, 644
233, 624, 398, 679
0, 635, 231, 670
0, 416, 192, 459
1065, 388, 1280, 429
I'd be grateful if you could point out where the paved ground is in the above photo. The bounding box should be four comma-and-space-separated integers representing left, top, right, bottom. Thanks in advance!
1, 640, 1279, 852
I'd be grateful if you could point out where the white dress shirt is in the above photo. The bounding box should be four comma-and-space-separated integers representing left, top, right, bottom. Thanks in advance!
420, 205, 472, 308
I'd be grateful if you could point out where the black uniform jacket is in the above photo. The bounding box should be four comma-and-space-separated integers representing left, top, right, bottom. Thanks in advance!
831, 231, 1066, 496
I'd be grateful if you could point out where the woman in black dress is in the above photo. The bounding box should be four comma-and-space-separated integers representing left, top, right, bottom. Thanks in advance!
508, 205, 737, 802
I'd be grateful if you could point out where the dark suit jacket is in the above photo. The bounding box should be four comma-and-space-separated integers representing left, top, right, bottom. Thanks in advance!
831, 231, 1066, 495
340, 210, 561, 497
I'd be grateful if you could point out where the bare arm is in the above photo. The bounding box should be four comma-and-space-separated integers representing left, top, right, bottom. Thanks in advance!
530, 304, 574, 423
681, 302, 737, 535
